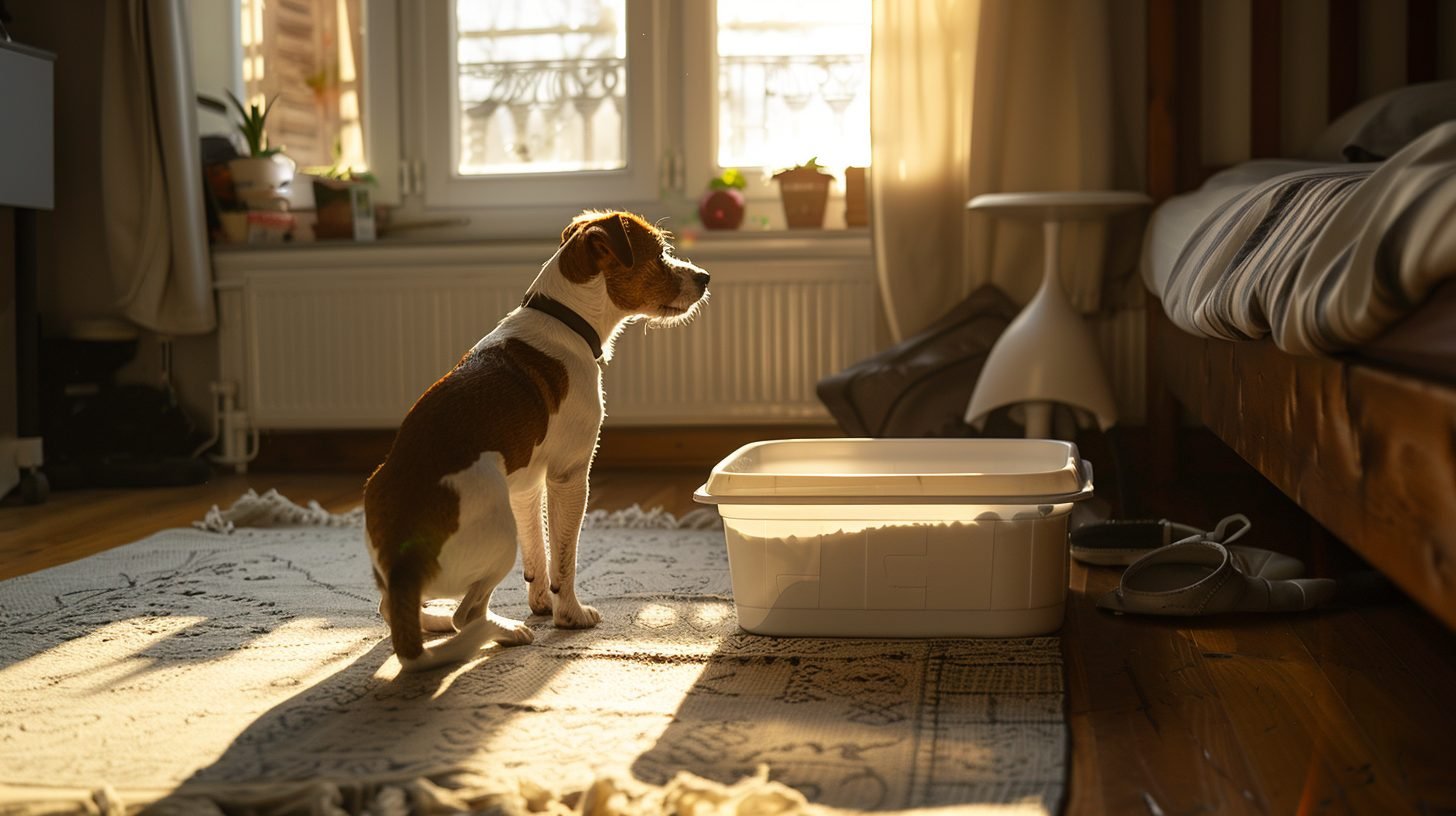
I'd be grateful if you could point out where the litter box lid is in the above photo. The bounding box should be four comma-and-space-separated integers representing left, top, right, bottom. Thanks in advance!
695, 438, 1093, 505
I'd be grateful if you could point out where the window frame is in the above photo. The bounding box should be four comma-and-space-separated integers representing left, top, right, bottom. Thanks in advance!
363, 0, 402, 205
404, 0, 664, 211
680, 0, 719, 200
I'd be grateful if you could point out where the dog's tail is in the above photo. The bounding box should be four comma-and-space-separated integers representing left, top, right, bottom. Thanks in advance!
384, 562, 426, 662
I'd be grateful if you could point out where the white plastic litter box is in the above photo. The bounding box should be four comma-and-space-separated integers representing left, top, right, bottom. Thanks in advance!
694, 438, 1093, 637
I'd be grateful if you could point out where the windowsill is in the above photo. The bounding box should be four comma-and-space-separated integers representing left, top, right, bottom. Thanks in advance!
675, 226, 871, 257
210, 225, 872, 263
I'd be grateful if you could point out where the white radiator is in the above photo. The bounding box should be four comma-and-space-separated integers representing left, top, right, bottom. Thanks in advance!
213, 237, 878, 435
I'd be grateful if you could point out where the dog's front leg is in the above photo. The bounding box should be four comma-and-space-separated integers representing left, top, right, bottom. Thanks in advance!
546, 469, 601, 629
511, 484, 553, 616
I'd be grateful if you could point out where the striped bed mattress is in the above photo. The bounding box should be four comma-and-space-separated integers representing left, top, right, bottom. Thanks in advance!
1144, 121, 1456, 362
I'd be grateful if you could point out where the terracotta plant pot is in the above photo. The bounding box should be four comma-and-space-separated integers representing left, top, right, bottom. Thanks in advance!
313, 178, 377, 242
698, 188, 745, 229
773, 167, 833, 229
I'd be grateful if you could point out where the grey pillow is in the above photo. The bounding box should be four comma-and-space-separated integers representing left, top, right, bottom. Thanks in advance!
1306, 80, 1456, 162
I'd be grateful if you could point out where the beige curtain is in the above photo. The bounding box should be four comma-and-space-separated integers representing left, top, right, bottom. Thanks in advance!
101, 0, 216, 335
871, 0, 1119, 342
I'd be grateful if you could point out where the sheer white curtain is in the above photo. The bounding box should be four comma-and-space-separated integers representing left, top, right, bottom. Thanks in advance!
871, 0, 1119, 341
101, 0, 215, 335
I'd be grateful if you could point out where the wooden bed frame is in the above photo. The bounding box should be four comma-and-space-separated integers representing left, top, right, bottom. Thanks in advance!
1144, 0, 1456, 630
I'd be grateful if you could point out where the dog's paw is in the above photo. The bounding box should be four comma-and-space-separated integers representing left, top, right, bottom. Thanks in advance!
528, 582, 554, 617
490, 613, 535, 646
554, 603, 601, 630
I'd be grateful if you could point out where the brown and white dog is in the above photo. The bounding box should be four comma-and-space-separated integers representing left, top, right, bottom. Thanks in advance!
364, 211, 709, 672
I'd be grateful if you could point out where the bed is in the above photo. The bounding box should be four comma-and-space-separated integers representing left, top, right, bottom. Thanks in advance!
1143, 0, 1456, 630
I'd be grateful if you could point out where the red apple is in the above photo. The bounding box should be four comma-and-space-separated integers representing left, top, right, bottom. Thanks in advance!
698, 188, 745, 230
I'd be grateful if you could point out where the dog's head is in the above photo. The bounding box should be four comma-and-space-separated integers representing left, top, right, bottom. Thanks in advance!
558, 210, 709, 325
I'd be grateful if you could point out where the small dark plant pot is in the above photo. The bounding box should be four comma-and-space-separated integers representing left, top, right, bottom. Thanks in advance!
698, 188, 746, 230
773, 167, 833, 228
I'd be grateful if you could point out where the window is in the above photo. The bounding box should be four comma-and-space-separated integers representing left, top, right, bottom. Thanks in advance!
216, 0, 872, 229
453, 1, 628, 176
239, 0, 367, 171
413, 0, 660, 210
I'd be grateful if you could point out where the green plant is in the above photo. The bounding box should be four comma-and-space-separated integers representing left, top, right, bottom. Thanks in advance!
709, 168, 747, 191
773, 156, 828, 180
315, 165, 377, 185
225, 90, 281, 158
308, 137, 377, 185
304, 60, 339, 102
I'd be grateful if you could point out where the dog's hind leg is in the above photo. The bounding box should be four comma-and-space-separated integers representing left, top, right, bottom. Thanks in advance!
408, 557, 531, 674
398, 608, 533, 673
511, 484, 554, 616
452, 578, 489, 629
425, 452, 535, 656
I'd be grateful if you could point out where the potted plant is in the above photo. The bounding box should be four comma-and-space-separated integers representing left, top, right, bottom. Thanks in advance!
312, 159, 378, 241
698, 168, 747, 230
224, 90, 295, 209
772, 156, 833, 229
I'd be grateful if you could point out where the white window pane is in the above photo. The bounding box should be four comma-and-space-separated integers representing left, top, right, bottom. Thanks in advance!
454, 0, 627, 176
716, 1, 871, 171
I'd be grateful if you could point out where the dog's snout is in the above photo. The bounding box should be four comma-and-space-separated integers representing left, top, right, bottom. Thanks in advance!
693, 271, 710, 289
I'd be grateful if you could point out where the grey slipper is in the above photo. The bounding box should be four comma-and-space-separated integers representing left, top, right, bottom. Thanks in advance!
1073, 513, 1305, 580
1072, 514, 1304, 576
1070, 518, 1210, 566
1096, 515, 1334, 616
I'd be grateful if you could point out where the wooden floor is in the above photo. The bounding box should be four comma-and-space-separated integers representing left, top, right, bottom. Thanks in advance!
3, 466, 1454, 814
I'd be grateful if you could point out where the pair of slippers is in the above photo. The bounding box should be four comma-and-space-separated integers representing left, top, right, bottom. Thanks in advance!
1072, 514, 1342, 616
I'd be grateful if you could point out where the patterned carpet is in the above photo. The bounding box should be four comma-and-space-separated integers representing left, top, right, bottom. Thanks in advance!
0, 494, 1065, 814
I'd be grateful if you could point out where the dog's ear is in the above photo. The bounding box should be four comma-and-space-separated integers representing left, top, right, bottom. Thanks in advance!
559, 213, 636, 282
584, 214, 636, 270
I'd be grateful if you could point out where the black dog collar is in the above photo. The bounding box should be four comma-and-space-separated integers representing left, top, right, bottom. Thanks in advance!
522, 293, 604, 361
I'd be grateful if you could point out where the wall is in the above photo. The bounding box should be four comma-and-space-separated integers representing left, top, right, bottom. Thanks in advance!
190, 0, 244, 138
9, 1, 112, 330
0, 211, 16, 495
1201, 0, 1456, 166
6, 2, 231, 434
1111, 0, 1149, 192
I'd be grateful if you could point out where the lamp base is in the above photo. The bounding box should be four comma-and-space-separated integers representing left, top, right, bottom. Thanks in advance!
964, 222, 1118, 437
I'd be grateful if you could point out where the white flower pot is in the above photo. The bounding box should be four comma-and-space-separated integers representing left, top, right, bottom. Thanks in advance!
228, 155, 296, 208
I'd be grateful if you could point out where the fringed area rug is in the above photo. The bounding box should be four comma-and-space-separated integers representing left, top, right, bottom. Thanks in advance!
0, 491, 1065, 815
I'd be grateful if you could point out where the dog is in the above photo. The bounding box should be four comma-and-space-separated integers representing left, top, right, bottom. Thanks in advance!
364, 211, 709, 672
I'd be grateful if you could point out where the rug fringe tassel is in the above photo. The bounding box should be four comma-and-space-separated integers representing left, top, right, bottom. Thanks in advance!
193, 488, 365, 533
195, 491, 722, 533
112, 763, 818, 816
583, 503, 723, 531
